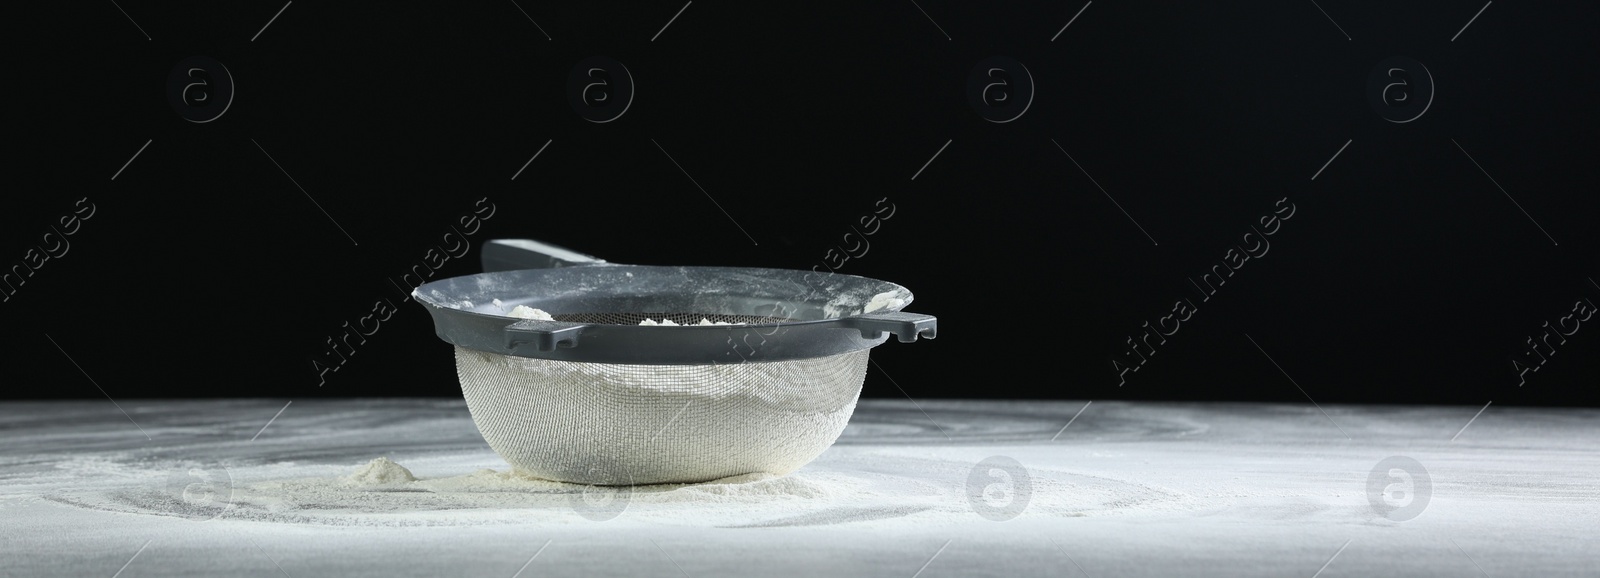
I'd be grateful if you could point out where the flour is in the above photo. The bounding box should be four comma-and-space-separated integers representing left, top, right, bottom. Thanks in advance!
863, 291, 905, 313
506, 306, 554, 320
22, 400, 1263, 531
107, 459, 875, 527
455, 346, 867, 485
17, 398, 1600, 578
64, 453, 1191, 528
508, 309, 739, 325
342, 457, 417, 486
823, 289, 910, 318
405, 467, 805, 498
639, 318, 740, 326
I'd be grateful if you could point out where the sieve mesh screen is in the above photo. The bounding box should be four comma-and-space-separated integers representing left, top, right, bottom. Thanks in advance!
550, 312, 795, 325
454, 346, 867, 485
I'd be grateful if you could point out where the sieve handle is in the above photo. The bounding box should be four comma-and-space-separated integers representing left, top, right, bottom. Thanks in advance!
834, 311, 937, 343
504, 319, 590, 351
482, 239, 608, 272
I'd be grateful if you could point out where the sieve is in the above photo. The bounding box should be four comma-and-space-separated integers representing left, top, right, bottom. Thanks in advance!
412, 239, 937, 485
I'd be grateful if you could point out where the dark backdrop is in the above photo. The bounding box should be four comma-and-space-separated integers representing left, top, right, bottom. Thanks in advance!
5, 1, 1597, 406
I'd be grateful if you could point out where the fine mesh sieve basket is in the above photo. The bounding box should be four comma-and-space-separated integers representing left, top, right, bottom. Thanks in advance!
413, 239, 937, 485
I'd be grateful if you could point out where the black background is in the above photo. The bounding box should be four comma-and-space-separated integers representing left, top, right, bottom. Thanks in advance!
4, 1, 1596, 406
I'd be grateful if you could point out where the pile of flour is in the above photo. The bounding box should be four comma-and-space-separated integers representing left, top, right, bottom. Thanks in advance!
863, 291, 905, 313
505, 305, 554, 320
342, 457, 416, 486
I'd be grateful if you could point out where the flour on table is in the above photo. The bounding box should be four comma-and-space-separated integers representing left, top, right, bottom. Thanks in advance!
132, 454, 1187, 527
342, 457, 416, 486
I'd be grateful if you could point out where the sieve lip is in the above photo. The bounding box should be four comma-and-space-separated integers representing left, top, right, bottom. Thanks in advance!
413, 264, 936, 365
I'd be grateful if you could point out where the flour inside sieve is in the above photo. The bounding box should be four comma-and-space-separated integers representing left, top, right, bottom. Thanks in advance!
454, 345, 868, 485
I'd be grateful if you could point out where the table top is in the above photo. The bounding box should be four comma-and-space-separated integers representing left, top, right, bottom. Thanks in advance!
1, 398, 1596, 577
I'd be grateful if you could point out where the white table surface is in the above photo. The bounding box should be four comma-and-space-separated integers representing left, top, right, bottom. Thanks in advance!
1, 399, 1595, 577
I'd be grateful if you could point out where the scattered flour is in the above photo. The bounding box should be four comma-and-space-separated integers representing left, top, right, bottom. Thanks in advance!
507, 309, 741, 326
863, 291, 906, 314
823, 290, 909, 318
145, 455, 1189, 527
639, 318, 741, 326
506, 306, 554, 320
105, 459, 888, 527
342, 457, 416, 486
405, 467, 805, 499
37, 450, 1203, 529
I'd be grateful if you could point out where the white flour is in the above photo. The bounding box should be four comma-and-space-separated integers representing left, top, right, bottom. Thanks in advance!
863, 291, 906, 313
506, 306, 554, 320
47, 454, 1184, 528
14, 400, 1600, 576
343, 457, 417, 486
824, 290, 910, 318
174, 459, 880, 527
41, 441, 1203, 528
639, 318, 740, 326
454, 346, 868, 485
505, 310, 737, 326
